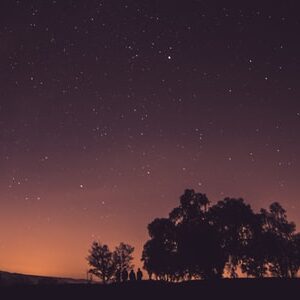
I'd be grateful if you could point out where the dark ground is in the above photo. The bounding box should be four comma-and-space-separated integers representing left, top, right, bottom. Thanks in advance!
0, 279, 300, 300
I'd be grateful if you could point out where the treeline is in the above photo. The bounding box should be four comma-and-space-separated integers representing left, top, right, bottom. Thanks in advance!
141, 189, 300, 280
87, 189, 300, 283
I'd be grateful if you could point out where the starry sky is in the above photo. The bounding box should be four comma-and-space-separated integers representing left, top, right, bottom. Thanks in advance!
0, 0, 300, 278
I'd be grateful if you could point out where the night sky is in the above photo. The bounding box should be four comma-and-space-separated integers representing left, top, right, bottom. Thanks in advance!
0, 0, 300, 278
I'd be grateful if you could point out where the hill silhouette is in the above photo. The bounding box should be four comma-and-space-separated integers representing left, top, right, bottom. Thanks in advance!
0, 270, 87, 286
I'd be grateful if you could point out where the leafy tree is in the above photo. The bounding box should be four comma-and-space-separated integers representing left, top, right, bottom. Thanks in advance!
87, 241, 115, 284
113, 243, 134, 281
289, 233, 300, 277
142, 189, 300, 280
142, 239, 173, 280
241, 203, 300, 278
141, 239, 156, 279
142, 218, 178, 280
260, 203, 296, 278
143, 191, 225, 280
240, 213, 269, 278
169, 190, 225, 279
169, 189, 209, 224
176, 220, 226, 279
209, 198, 256, 278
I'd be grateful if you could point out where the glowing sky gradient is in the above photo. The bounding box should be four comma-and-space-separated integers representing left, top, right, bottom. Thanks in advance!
0, 1, 300, 278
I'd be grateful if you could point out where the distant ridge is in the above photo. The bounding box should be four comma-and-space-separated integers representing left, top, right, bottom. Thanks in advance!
0, 270, 87, 286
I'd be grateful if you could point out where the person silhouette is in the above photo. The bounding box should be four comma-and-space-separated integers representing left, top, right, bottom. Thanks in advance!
122, 269, 128, 282
129, 269, 136, 281
137, 268, 143, 281
115, 269, 121, 283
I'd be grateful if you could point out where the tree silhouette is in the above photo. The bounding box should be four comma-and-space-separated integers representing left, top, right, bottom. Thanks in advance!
176, 220, 226, 279
259, 202, 297, 278
290, 233, 300, 277
169, 189, 209, 224
209, 198, 257, 278
113, 243, 135, 282
142, 189, 300, 280
87, 241, 115, 284
240, 213, 269, 278
171, 190, 225, 279
142, 190, 226, 280
142, 218, 178, 280
85, 191, 300, 282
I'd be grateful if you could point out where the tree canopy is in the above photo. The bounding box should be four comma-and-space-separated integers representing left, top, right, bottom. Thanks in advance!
142, 189, 300, 280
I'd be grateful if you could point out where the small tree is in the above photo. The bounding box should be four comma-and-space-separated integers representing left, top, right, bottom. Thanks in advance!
87, 241, 115, 284
113, 242, 135, 281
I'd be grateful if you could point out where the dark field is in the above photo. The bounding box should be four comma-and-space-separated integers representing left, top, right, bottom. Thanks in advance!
1, 279, 300, 300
